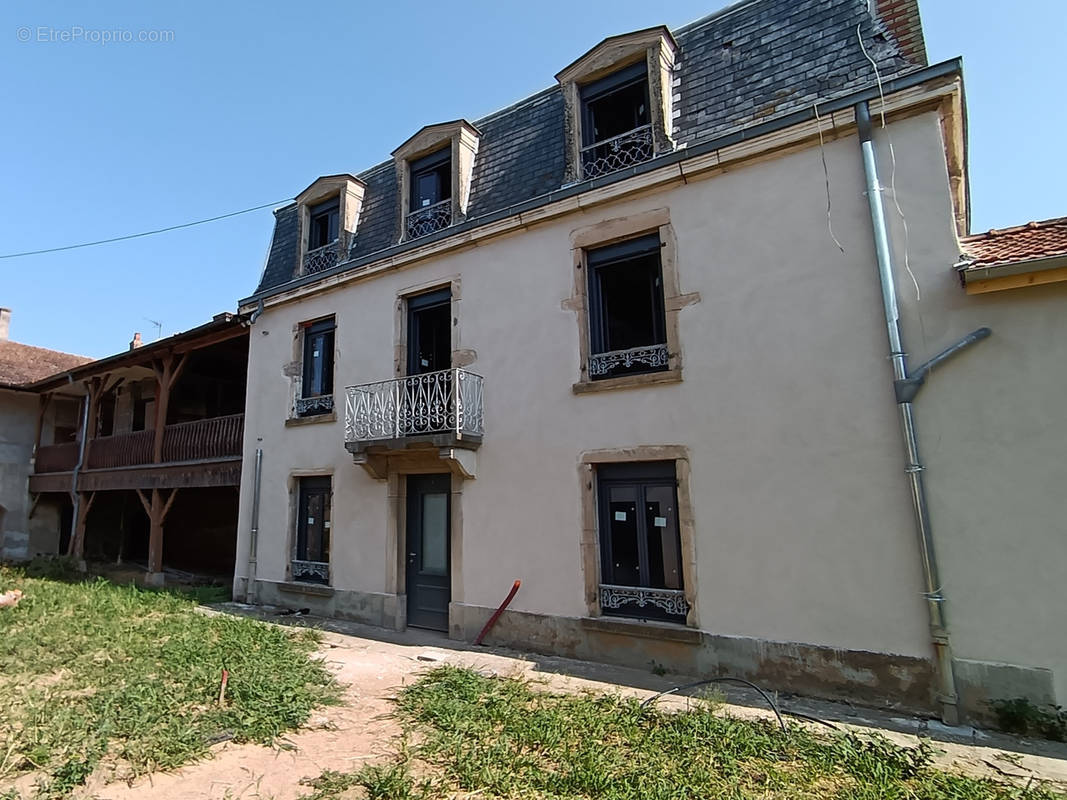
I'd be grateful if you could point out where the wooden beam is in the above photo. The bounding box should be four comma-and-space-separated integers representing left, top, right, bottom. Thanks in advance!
160, 488, 179, 521
151, 353, 186, 463
33, 393, 52, 456
147, 489, 164, 574
28, 493, 41, 519
69, 491, 95, 559
135, 488, 152, 517
964, 266, 1067, 295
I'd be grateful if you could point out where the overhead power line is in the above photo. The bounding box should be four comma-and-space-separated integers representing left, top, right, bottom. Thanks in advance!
0, 198, 292, 261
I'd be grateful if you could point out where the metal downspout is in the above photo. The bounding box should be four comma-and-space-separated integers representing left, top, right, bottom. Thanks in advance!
245, 447, 263, 603
68, 394, 90, 562
855, 100, 960, 725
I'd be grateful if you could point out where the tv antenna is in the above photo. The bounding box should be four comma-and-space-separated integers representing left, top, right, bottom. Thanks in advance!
143, 317, 163, 340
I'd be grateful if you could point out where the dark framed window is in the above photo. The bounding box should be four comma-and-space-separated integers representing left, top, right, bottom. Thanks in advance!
587, 234, 668, 379
579, 62, 653, 179
293, 476, 331, 584
298, 317, 335, 417
410, 148, 452, 211
597, 461, 686, 624
308, 197, 340, 251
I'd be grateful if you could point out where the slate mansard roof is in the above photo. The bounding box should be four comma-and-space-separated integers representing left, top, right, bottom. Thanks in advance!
254, 0, 923, 297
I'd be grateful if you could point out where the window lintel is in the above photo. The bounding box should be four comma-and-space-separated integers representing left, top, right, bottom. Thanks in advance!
555, 25, 676, 87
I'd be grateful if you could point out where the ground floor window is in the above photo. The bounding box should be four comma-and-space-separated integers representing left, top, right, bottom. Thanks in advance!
597, 461, 687, 623
292, 477, 331, 584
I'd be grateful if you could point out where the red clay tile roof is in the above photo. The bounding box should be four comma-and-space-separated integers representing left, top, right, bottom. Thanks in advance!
960, 217, 1067, 270
0, 339, 92, 387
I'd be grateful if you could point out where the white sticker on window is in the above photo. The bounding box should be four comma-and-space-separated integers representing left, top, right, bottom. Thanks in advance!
307, 517, 315, 525
312, 350, 319, 357
654, 516, 668, 528
421, 358, 430, 367
324, 521, 331, 529
614, 511, 627, 522
421, 198, 431, 207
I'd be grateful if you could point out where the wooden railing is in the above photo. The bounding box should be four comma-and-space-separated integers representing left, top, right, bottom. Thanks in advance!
34, 442, 79, 473
161, 413, 244, 463
87, 429, 154, 470
35, 414, 245, 474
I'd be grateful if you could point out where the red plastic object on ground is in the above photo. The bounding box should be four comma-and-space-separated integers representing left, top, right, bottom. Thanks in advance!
474, 580, 521, 645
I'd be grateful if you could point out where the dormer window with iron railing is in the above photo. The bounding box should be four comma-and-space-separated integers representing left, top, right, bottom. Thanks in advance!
304, 196, 341, 274
580, 62, 653, 179
407, 148, 452, 240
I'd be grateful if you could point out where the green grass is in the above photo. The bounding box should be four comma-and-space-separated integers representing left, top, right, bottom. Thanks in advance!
0, 565, 339, 798
306, 666, 1065, 800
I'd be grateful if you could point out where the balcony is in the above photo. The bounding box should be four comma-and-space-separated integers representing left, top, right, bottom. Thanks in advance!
33, 414, 244, 490
344, 369, 483, 474
581, 124, 654, 180
405, 199, 452, 240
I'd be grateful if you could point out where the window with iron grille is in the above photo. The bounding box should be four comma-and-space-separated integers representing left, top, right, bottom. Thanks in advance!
293, 476, 331, 584
580, 62, 653, 179
406, 148, 453, 239
597, 461, 687, 624
298, 317, 335, 417
586, 234, 668, 380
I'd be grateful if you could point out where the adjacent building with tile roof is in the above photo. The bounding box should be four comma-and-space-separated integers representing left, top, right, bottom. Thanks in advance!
957, 217, 1067, 294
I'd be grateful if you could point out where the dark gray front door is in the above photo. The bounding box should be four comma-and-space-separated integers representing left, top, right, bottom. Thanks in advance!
406, 473, 451, 631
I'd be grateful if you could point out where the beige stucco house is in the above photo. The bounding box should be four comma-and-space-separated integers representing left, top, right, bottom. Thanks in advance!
233, 0, 1065, 724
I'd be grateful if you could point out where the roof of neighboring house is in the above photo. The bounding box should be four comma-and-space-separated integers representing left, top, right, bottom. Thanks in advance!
0, 340, 92, 388
27, 313, 248, 393
959, 217, 1067, 270
253, 0, 924, 298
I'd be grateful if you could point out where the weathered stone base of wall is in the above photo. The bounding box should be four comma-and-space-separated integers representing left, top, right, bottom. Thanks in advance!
250, 579, 406, 630
953, 658, 1058, 725
450, 602, 938, 714
0, 529, 29, 562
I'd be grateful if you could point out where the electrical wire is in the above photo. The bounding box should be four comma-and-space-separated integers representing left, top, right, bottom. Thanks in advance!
0, 198, 292, 261
813, 101, 845, 253
641, 676, 788, 732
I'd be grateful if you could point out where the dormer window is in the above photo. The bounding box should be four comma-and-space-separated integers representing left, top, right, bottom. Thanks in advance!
392, 120, 480, 243
556, 26, 677, 185
580, 62, 652, 179
407, 148, 453, 239
295, 174, 366, 277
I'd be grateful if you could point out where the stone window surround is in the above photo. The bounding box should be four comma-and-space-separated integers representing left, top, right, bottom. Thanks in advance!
392, 121, 481, 243
295, 175, 366, 276
286, 314, 338, 423
556, 26, 678, 185
579, 445, 698, 628
392, 275, 477, 379
564, 207, 699, 394
286, 468, 334, 585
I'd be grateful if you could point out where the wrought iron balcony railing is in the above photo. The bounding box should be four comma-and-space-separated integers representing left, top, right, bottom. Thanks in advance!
581, 124, 655, 180
296, 394, 334, 417
406, 199, 452, 240
344, 368, 484, 446
303, 242, 341, 275
589, 343, 669, 378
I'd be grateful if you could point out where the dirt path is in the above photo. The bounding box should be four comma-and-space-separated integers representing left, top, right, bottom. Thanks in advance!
65, 610, 1067, 799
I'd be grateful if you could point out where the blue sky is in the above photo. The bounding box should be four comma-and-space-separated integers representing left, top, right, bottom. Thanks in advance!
1, 1, 1062, 358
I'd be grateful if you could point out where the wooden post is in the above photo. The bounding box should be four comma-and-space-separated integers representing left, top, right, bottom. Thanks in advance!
136, 487, 179, 585
69, 491, 95, 559
151, 354, 186, 464
33, 393, 52, 459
